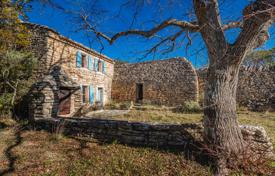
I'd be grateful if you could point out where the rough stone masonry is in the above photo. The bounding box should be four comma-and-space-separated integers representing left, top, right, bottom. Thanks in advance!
197, 65, 275, 112
112, 58, 199, 106
34, 117, 273, 157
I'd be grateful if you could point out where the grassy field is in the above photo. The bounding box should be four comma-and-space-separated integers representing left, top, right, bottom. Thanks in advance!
0, 108, 274, 176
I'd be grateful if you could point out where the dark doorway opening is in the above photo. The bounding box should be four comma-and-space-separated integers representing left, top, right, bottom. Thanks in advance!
58, 88, 71, 116
136, 83, 143, 103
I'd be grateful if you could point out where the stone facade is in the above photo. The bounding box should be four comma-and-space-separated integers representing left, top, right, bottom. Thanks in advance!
26, 23, 114, 119
197, 66, 275, 111
112, 58, 199, 105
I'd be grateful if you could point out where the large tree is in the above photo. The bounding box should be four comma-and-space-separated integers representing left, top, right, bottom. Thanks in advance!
38, 0, 274, 174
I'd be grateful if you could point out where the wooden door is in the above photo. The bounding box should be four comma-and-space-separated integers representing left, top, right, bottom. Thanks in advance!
136, 83, 143, 102
58, 89, 71, 115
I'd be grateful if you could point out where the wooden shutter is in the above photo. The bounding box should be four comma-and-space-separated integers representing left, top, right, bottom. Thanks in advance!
80, 84, 84, 103
88, 55, 93, 70
76, 51, 82, 68
89, 85, 94, 104
102, 60, 106, 74
94, 58, 99, 72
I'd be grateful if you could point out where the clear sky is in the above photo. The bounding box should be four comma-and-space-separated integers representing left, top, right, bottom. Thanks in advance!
26, 0, 274, 68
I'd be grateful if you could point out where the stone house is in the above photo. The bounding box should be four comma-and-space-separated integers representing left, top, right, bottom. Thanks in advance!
25, 23, 114, 118
112, 58, 199, 105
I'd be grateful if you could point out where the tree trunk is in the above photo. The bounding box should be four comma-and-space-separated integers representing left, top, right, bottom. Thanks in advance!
203, 63, 244, 175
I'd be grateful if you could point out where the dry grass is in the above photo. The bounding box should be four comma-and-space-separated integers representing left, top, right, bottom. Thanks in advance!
0, 120, 210, 176
0, 107, 274, 176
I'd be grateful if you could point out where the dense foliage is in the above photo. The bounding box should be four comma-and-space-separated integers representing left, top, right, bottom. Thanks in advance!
244, 47, 275, 66
0, 0, 36, 116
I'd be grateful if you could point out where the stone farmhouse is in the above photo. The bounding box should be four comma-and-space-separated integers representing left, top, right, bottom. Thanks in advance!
25, 23, 114, 119
25, 23, 274, 119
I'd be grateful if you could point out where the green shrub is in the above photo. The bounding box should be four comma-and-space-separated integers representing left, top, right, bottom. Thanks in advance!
174, 101, 202, 113
104, 101, 120, 110
0, 93, 13, 116
119, 102, 132, 110
104, 101, 132, 110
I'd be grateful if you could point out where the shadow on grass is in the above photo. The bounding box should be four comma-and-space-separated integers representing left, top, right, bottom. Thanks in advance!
0, 122, 8, 130
33, 117, 215, 168
0, 124, 28, 176
69, 135, 212, 167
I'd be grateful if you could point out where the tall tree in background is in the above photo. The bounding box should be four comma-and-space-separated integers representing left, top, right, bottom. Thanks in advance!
38, 0, 275, 174
0, 0, 36, 116
244, 47, 275, 66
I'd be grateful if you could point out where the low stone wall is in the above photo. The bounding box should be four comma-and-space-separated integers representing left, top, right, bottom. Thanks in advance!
33, 118, 273, 155
34, 117, 203, 147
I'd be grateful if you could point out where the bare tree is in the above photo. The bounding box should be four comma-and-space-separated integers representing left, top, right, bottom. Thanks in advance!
37, 0, 274, 175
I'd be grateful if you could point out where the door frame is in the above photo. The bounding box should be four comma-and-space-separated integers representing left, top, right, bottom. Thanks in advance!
136, 83, 143, 103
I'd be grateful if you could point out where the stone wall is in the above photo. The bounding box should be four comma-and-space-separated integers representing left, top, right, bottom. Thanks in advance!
197, 66, 275, 111
34, 118, 273, 155
112, 58, 199, 105
25, 23, 114, 118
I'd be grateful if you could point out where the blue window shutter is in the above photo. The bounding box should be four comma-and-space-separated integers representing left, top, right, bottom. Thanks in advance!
88, 55, 93, 70
94, 58, 99, 72
80, 84, 83, 103
96, 88, 99, 102
76, 51, 82, 68
89, 85, 94, 104
102, 60, 106, 74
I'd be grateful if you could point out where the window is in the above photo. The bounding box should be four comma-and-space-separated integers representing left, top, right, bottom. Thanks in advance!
81, 53, 87, 68
82, 86, 89, 103
98, 60, 102, 72
94, 58, 99, 72
97, 87, 104, 104
102, 61, 106, 74
76, 51, 89, 69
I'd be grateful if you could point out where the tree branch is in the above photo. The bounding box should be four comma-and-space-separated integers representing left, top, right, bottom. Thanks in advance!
222, 21, 242, 30
193, 0, 228, 62
229, 0, 275, 65
81, 14, 199, 44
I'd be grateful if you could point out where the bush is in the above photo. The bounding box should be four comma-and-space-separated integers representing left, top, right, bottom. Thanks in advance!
104, 101, 132, 110
0, 93, 13, 116
119, 102, 132, 110
104, 101, 120, 110
174, 101, 202, 113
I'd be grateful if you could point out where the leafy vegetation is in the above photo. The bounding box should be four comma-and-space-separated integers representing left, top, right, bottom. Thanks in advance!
173, 101, 202, 113
0, 0, 36, 116
244, 47, 275, 66
105, 101, 133, 110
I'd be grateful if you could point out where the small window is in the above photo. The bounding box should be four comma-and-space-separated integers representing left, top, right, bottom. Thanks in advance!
81, 54, 87, 68
82, 86, 89, 103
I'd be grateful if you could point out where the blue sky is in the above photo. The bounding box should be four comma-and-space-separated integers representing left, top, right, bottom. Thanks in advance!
26, 0, 274, 68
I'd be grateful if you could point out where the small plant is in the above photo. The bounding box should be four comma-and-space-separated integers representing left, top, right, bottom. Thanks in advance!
104, 101, 120, 110
104, 101, 132, 110
174, 101, 202, 113
119, 102, 132, 110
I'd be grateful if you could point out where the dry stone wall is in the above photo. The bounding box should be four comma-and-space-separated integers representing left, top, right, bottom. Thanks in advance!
197, 66, 275, 111
34, 118, 273, 155
112, 58, 199, 105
